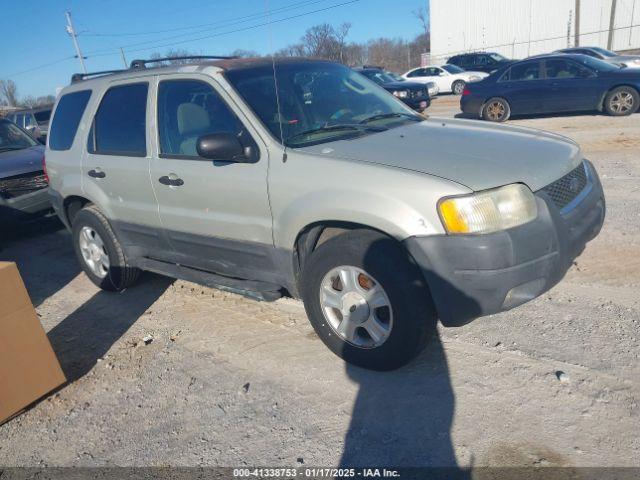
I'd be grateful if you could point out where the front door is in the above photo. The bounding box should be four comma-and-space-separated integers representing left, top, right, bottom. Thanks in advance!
149, 74, 273, 280
541, 58, 602, 113
498, 60, 546, 115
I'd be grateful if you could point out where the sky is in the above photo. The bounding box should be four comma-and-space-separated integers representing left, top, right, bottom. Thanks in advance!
0, 0, 429, 99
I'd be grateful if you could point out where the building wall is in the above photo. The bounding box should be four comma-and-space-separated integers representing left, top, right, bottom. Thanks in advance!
430, 0, 640, 62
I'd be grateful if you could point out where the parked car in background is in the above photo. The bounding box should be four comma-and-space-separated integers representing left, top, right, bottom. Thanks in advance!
383, 69, 440, 97
461, 54, 640, 122
447, 52, 515, 73
8, 106, 53, 142
554, 47, 640, 69
402, 64, 488, 95
355, 67, 432, 111
47, 56, 604, 370
0, 119, 49, 221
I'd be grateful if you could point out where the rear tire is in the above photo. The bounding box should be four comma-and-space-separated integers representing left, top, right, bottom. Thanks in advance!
604, 86, 639, 116
72, 204, 141, 291
482, 97, 511, 122
451, 80, 466, 95
299, 229, 436, 371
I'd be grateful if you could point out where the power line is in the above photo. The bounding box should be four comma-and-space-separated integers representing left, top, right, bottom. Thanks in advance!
5, 56, 76, 78
81, 0, 332, 37
87, 0, 361, 59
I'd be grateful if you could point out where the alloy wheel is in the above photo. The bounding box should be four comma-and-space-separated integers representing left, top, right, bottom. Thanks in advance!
610, 91, 635, 114
486, 101, 506, 121
78, 226, 110, 278
319, 266, 393, 348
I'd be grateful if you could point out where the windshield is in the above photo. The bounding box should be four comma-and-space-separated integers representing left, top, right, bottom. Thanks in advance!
226, 61, 422, 147
0, 120, 38, 152
574, 55, 621, 72
591, 47, 617, 58
490, 53, 507, 62
385, 71, 405, 81
359, 70, 397, 85
442, 64, 464, 74
34, 110, 52, 125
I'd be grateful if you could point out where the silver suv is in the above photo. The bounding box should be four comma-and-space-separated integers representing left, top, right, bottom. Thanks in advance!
46, 57, 605, 370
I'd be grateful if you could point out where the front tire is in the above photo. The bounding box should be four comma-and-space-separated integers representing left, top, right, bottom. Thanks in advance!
299, 230, 436, 371
72, 205, 141, 291
604, 86, 639, 116
482, 97, 511, 122
452, 80, 466, 95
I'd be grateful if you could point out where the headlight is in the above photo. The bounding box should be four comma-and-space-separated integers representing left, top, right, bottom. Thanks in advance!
438, 184, 538, 234
469, 75, 481, 81
393, 90, 408, 98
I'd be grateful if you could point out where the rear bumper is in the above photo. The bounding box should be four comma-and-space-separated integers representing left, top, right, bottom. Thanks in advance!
404, 160, 605, 326
460, 95, 484, 116
0, 187, 51, 219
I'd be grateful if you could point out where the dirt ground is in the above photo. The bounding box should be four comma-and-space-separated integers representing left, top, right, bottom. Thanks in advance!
0, 95, 638, 470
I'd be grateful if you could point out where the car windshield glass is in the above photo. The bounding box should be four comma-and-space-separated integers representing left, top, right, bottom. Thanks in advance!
574, 55, 621, 72
442, 64, 464, 74
591, 47, 617, 58
226, 61, 422, 147
490, 53, 507, 61
34, 110, 52, 124
385, 71, 404, 81
0, 120, 37, 151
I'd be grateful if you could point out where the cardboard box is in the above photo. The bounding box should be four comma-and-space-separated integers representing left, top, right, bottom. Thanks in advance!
0, 261, 66, 424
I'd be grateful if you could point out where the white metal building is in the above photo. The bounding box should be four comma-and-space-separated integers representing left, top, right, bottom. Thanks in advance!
429, 0, 640, 62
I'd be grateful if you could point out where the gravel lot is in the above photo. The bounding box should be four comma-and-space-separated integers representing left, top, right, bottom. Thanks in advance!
1, 95, 638, 470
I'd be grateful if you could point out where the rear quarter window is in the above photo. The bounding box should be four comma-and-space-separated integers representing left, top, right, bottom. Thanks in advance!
49, 90, 92, 150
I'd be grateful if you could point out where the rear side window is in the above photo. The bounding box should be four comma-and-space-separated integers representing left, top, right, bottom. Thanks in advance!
49, 90, 91, 151
88, 83, 148, 156
501, 61, 541, 82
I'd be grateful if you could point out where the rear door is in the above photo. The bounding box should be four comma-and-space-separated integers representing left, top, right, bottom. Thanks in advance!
496, 60, 545, 114
83, 79, 166, 258
149, 74, 273, 279
541, 58, 602, 112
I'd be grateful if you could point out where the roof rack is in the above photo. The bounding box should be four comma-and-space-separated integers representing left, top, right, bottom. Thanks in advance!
71, 69, 127, 83
70, 55, 239, 84
129, 55, 238, 69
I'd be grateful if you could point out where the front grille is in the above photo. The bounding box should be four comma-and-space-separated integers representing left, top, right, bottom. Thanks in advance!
0, 171, 48, 199
409, 89, 427, 99
541, 162, 588, 211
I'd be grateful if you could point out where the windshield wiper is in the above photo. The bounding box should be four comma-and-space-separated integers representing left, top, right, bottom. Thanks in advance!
286, 124, 387, 145
359, 112, 423, 124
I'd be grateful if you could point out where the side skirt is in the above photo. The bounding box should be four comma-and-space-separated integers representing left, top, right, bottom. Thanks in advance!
133, 257, 285, 302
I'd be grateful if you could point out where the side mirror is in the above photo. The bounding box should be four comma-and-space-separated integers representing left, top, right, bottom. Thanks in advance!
196, 132, 250, 162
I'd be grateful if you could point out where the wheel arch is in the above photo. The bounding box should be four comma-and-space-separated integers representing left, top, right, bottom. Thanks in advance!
62, 195, 92, 226
599, 84, 640, 110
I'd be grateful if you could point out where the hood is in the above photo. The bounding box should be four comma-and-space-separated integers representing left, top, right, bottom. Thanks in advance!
382, 81, 427, 90
613, 55, 640, 63
299, 118, 582, 192
0, 145, 45, 178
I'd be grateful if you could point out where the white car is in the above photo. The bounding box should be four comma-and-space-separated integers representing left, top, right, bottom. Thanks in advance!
402, 64, 489, 95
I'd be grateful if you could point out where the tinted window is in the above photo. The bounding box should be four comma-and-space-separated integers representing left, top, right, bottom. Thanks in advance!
49, 90, 91, 151
157, 80, 243, 157
89, 83, 147, 156
502, 61, 541, 81
424, 67, 442, 76
34, 110, 52, 124
407, 69, 427, 78
545, 59, 590, 79
448, 56, 460, 65
442, 64, 464, 74
458, 56, 472, 67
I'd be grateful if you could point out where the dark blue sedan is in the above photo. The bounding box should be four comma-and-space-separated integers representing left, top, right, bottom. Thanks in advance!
460, 54, 640, 122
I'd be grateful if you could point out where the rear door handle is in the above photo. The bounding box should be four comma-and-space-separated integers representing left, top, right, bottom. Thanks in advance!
159, 175, 184, 187
88, 169, 106, 179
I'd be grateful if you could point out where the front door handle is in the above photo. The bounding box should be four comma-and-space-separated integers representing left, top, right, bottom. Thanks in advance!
88, 169, 106, 179
159, 175, 184, 187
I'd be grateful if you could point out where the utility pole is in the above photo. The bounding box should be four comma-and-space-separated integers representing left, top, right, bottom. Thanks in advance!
575, 0, 581, 46
567, 10, 573, 48
630, 0, 637, 46
607, 0, 618, 50
65, 11, 87, 73
120, 48, 128, 68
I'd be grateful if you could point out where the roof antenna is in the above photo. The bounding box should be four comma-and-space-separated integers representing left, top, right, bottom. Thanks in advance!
264, 0, 287, 162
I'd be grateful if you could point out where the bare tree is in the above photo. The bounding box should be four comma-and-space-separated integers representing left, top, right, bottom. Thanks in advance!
148, 48, 201, 66
230, 49, 259, 58
335, 22, 352, 63
0, 80, 19, 107
412, 6, 430, 52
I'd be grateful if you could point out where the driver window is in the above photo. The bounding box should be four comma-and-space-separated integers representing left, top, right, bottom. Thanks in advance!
157, 79, 244, 157
545, 59, 588, 79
